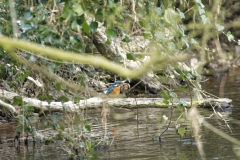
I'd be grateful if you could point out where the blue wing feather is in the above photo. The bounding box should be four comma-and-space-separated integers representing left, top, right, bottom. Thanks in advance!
105, 81, 123, 95
105, 85, 115, 95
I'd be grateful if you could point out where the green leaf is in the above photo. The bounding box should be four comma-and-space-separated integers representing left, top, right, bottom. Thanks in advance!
215, 24, 224, 31
170, 92, 177, 98
85, 125, 91, 131
82, 21, 90, 35
71, 20, 78, 31
73, 4, 84, 15
139, 21, 146, 28
227, 31, 234, 42
13, 96, 23, 105
142, 32, 152, 39
122, 36, 131, 43
126, 53, 136, 61
164, 8, 180, 24
55, 82, 61, 91
106, 29, 117, 41
238, 40, 240, 45
90, 21, 98, 33
177, 127, 186, 137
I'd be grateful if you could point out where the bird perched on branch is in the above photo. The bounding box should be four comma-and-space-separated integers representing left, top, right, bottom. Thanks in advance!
105, 80, 130, 97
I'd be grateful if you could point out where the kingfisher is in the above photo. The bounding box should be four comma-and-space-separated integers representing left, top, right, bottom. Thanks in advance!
105, 80, 129, 97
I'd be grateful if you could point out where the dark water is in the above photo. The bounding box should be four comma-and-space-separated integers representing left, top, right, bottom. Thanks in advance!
1, 71, 240, 160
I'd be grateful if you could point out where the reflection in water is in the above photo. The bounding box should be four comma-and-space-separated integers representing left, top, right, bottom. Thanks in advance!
0, 71, 240, 160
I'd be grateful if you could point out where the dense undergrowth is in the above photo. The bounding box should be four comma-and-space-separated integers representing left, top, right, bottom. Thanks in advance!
0, 0, 240, 159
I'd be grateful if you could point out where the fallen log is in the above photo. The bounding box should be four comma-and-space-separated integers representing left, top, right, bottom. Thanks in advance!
0, 89, 232, 113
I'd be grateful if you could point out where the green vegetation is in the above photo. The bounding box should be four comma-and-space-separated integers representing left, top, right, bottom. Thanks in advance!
0, 0, 240, 159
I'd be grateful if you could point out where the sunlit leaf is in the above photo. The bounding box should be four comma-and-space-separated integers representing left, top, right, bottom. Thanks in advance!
164, 8, 180, 24
227, 31, 234, 42
238, 40, 240, 45
73, 4, 84, 15
177, 127, 186, 137
82, 21, 90, 35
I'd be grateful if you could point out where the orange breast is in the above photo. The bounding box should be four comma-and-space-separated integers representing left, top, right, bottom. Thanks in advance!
108, 86, 121, 97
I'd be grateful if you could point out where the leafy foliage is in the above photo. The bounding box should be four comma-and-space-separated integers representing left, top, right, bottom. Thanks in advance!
0, 0, 240, 159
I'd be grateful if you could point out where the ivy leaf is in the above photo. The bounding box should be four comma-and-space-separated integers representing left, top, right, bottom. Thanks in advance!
82, 21, 90, 35
215, 24, 224, 31
106, 29, 117, 41
55, 82, 61, 91
177, 127, 186, 137
126, 53, 136, 61
90, 21, 98, 33
227, 31, 234, 42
